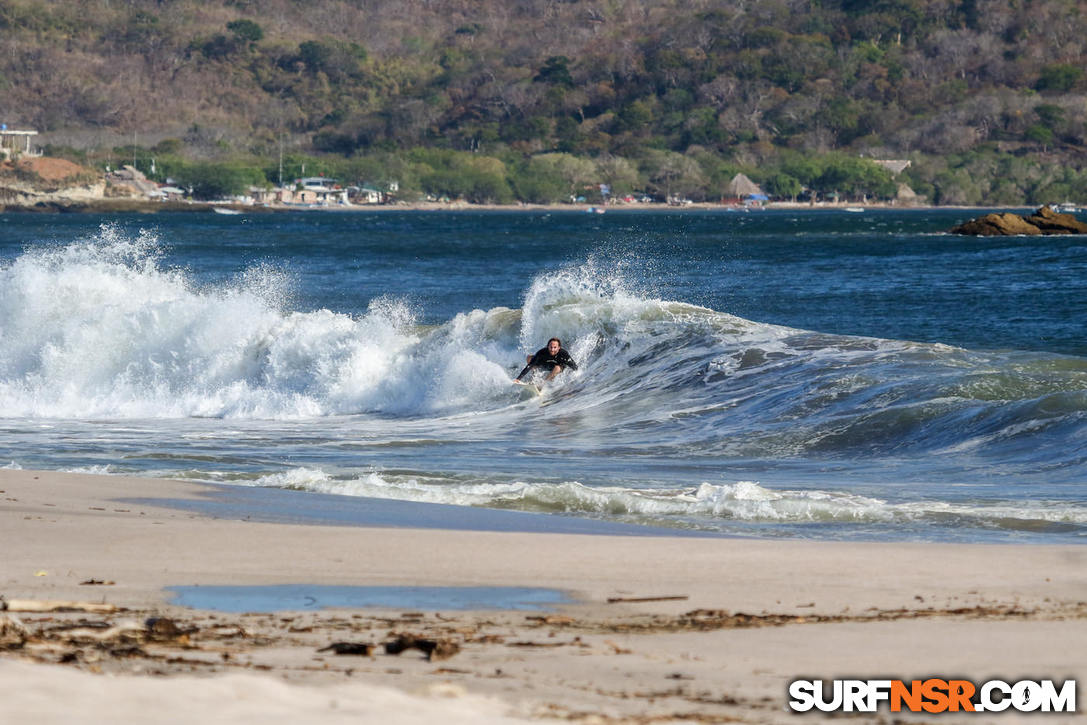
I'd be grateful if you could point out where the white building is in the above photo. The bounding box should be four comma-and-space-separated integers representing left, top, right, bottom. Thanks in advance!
0, 127, 41, 160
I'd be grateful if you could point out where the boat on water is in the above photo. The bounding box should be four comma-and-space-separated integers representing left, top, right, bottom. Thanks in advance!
1056, 202, 1079, 214
212, 207, 242, 215
843, 207, 865, 213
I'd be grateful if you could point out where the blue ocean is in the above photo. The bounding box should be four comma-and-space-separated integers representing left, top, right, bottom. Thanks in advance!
1, 208, 1084, 543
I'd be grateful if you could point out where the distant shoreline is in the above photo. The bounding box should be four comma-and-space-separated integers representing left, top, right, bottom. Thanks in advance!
0, 199, 1034, 214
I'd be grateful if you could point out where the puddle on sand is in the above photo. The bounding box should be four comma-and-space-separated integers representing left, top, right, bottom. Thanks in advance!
167, 584, 573, 613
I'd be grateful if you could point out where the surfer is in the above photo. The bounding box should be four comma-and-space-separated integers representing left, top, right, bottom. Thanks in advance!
515, 337, 578, 384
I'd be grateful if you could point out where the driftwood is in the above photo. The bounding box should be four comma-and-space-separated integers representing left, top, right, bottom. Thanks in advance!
1, 598, 119, 614
55, 621, 146, 646
606, 595, 689, 604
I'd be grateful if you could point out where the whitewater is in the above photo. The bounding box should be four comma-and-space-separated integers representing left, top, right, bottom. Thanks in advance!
1, 211, 1084, 542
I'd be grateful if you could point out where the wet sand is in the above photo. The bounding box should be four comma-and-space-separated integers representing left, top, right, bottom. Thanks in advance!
1, 468, 1084, 723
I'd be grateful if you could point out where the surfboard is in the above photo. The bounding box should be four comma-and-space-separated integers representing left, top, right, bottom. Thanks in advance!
512, 380, 541, 399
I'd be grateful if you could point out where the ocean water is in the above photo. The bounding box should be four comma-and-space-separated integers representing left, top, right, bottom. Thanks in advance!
1, 208, 1084, 543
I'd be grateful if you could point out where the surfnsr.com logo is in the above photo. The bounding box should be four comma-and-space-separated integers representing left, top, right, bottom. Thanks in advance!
788, 679, 1077, 714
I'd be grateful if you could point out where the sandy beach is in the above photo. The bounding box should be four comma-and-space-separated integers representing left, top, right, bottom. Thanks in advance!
0, 468, 1083, 723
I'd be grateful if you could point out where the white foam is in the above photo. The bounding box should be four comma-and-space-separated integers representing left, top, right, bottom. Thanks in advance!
0, 229, 529, 419
235, 469, 1087, 529
241, 469, 893, 523
0, 228, 783, 421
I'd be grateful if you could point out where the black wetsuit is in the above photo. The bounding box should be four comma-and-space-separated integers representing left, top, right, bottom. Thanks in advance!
516, 346, 578, 380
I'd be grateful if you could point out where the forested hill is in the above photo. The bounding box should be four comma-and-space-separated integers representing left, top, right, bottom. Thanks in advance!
3, 0, 1086, 205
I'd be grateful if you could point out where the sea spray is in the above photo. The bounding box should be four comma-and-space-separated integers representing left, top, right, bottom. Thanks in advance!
0, 230, 524, 418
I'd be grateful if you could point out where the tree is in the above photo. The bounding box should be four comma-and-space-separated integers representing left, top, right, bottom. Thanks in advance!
198, 34, 238, 60
298, 39, 367, 81
529, 153, 598, 200
176, 162, 266, 200
1034, 104, 1064, 132
641, 150, 707, 201
1024, 124, 1054, 149
227, 19, 263, 45
813, 155, 895, 200
534, 56, 574, 87
1035, 64, 1082, 93
595, 154, 641, 196
510, 159, 568, 203
765, 172, 802, 200
413, 149, 513, 204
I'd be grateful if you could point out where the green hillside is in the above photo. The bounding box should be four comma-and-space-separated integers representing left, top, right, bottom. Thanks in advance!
3, 0, 1086, 204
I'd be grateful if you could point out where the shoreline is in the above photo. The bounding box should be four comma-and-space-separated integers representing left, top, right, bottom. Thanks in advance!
0, 198, 1036, 215
2, 468, 1084, 723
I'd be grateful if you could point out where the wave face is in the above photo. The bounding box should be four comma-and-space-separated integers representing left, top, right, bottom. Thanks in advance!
2, 221, 1085, 542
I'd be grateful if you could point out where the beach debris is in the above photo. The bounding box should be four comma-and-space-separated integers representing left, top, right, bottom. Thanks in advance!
204, 624, 248, 639
56, 620, 145, 647
318, 641, 377, 656
525, 614, 575, 625
606, 595, 689, 604
604, 640, 632, 654
0, 597, 119, 614
384, 634, 460, 661
0, 614, 30, 649
508, 637, 586, 649
79, 579, 115, 586
145, 617, 197, 643
431, 667, 471, 675
33, 571, 48, 577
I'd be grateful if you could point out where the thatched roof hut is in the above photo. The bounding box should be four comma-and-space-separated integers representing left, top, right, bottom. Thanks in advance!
896, 183, 922, 206
725, 173, 764, 197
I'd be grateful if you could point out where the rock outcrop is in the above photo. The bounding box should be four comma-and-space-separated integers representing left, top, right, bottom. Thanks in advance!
951, 206, 1087, 236
0, 157, 105, 208
1024, 205, 1087, 234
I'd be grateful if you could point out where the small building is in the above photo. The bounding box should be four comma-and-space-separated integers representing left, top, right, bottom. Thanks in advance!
250, 186, 291, 205
895, 183, 923, 206
0, 127, 41, 160
352, 185, 384, 204
291, 177, 349, 205
724, 173, 765, 202
157, 186, 187, 201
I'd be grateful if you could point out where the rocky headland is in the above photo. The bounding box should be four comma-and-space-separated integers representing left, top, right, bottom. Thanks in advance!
0, 157, 105, 209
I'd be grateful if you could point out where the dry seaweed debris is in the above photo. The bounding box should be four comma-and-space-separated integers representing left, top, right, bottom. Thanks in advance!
0, 614, 31, 649
314, 634, 464, 661
318, 642, 377, 656
384, 634, 461, 661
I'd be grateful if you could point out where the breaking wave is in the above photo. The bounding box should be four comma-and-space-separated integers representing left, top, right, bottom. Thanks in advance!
2, 225, 1085, 466
199, 467, 1087, 538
